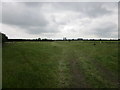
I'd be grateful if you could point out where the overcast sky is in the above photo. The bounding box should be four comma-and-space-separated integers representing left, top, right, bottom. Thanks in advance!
1, 2, 118, 39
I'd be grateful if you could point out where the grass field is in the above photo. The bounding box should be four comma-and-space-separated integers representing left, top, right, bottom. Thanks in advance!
2, 41, 119, 88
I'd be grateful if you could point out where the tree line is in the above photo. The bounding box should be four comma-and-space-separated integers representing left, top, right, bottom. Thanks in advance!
0, 32, 119, 43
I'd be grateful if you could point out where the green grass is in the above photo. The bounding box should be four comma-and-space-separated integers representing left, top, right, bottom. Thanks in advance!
0, 44, 2, 89
2, 41, 119, 88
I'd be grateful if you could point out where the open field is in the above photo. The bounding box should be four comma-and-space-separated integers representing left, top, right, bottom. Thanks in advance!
2, 41, 119, 88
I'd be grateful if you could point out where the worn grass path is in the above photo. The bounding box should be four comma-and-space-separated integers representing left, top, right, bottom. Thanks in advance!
3, 41, 118, 88
54, 41, 118, 88
56, 43, 90, 88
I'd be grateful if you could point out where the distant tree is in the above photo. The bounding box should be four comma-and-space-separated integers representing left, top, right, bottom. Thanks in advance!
38, 38, 41, 41
0, 33, 8, 43
77, 38, 83, 40
63, 37, 67, 41
42, 38, 47, 41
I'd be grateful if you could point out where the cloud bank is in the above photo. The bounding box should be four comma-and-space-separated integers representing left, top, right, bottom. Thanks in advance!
1, 2, 118, 39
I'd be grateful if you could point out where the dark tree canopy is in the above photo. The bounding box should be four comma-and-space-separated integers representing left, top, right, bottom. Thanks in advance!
0, 33, 8, 43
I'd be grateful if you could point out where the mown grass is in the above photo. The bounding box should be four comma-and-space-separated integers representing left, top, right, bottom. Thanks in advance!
0, 44, 2, 89
3, 42, 63, 88
2, 41, 119, 88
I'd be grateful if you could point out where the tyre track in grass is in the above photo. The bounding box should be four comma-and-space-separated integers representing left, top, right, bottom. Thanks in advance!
55, 42, 91, 88
91, 59, 118, 87
76, 52, 118, 88
80, 47, 118, 87
56, 43, 71, 88
50, 42, 70, 88
55, 42, 90, 88
68, 49, 91, 88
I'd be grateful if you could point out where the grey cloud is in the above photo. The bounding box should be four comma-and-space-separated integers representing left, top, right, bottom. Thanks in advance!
19, 2, 113, 18
25, 25, 59, 34
1, 2, 117, 39
53, 2, 114, 18
2, 2, 48, 29
93, 23, 117, 38
23, 2, 43, 7
51, 15, 67, 25
2, 12, 48, 27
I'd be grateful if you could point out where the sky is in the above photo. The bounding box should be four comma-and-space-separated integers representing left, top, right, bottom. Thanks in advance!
1, 2, 118, 39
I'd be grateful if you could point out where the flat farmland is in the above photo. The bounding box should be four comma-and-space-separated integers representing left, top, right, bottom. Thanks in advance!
2, 41, 119, 88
